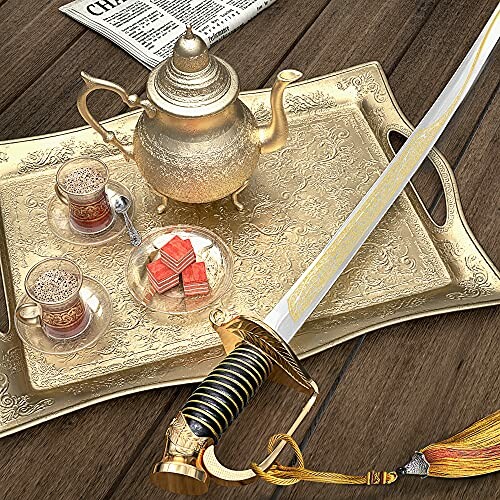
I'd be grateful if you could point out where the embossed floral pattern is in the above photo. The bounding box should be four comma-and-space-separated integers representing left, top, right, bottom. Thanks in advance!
337, 71, 387, 103
0, 373, 53, 424
447, 256, 494, 299
0, 68, 498, 433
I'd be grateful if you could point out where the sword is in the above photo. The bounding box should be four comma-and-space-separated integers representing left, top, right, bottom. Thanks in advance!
151, 7, 499, 495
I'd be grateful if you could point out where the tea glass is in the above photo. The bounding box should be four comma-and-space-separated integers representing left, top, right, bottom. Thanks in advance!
55, 157, 114, 234
15, 258, 91, 340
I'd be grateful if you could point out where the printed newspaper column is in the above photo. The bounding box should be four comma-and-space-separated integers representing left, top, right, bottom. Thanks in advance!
60, 0, 277, 69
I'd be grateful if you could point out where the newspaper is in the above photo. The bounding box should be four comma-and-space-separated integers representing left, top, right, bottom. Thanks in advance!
60, 0, 276, 69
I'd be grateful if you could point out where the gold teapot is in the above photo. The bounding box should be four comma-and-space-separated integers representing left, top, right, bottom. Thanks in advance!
77, 27, 302, 212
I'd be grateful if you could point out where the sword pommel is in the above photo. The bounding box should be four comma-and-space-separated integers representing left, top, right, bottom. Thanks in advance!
151, 411, 211, 495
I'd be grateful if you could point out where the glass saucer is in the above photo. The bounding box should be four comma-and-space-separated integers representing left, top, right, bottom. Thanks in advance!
126, 225, 234, 315
15, 276, 112, 355
47, 180, 134, 246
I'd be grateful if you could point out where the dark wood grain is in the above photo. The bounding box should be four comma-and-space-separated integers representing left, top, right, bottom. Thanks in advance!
0, 1, 498, 499
0, 0, 84, 113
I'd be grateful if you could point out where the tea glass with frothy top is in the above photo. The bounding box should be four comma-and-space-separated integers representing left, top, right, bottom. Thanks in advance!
55, 157, 114, 234
15, 257, 91, 340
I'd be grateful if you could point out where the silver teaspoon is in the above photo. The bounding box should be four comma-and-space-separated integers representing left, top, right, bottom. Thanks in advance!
113, 195, 141, 246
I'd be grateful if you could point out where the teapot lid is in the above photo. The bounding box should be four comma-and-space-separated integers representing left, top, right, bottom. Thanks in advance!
146, 27, 239, 117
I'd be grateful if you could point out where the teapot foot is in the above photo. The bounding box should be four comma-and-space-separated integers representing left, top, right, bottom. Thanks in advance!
231, 180, 249, 212
156, 196, 169, 215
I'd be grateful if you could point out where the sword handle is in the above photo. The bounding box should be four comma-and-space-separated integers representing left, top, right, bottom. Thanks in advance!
151, 314, 317, 495
181, 343, 273, 442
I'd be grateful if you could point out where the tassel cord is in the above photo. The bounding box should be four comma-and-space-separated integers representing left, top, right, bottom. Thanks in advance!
250, 434, 398, 486
251, 411, 500, 487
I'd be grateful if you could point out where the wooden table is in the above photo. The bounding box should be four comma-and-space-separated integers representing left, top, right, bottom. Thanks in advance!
0, 1, 498, 498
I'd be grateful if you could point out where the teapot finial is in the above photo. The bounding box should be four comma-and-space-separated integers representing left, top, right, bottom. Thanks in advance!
184, 24, 194, 39
150, 27, 239, 118
172, 26, 209, 73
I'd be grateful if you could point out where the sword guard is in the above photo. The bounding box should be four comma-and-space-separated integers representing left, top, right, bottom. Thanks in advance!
210, 309, 315, 394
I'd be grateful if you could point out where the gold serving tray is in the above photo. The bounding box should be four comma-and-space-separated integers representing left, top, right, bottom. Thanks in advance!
0, 62, 498, 437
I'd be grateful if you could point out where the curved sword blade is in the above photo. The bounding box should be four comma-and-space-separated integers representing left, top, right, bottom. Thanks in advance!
265, 6, 499, 342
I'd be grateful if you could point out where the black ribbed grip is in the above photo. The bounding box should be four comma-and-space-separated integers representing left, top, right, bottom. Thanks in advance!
181, 343, 273, 443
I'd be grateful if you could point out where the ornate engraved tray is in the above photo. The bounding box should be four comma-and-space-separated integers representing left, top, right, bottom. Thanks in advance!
0, 62, 498, 437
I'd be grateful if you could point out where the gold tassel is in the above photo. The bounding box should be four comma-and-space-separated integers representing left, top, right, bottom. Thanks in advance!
251, 410, 500, 487
419, 410, 500, 478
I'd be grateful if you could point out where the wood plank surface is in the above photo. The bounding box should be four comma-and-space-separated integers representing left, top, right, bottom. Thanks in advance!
0, 1, 498, 499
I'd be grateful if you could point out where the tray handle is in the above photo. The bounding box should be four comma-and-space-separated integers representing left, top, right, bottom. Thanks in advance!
386, 126, 458, 229
0, 211, 12, 338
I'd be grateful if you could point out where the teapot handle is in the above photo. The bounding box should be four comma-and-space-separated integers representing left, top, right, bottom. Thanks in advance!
77, 71, 156, 161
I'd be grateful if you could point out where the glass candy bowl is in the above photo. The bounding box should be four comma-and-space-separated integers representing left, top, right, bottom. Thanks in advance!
126, 225, 233, 315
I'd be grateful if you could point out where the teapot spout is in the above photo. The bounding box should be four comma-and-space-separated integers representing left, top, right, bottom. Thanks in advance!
258, 69, 302, 154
